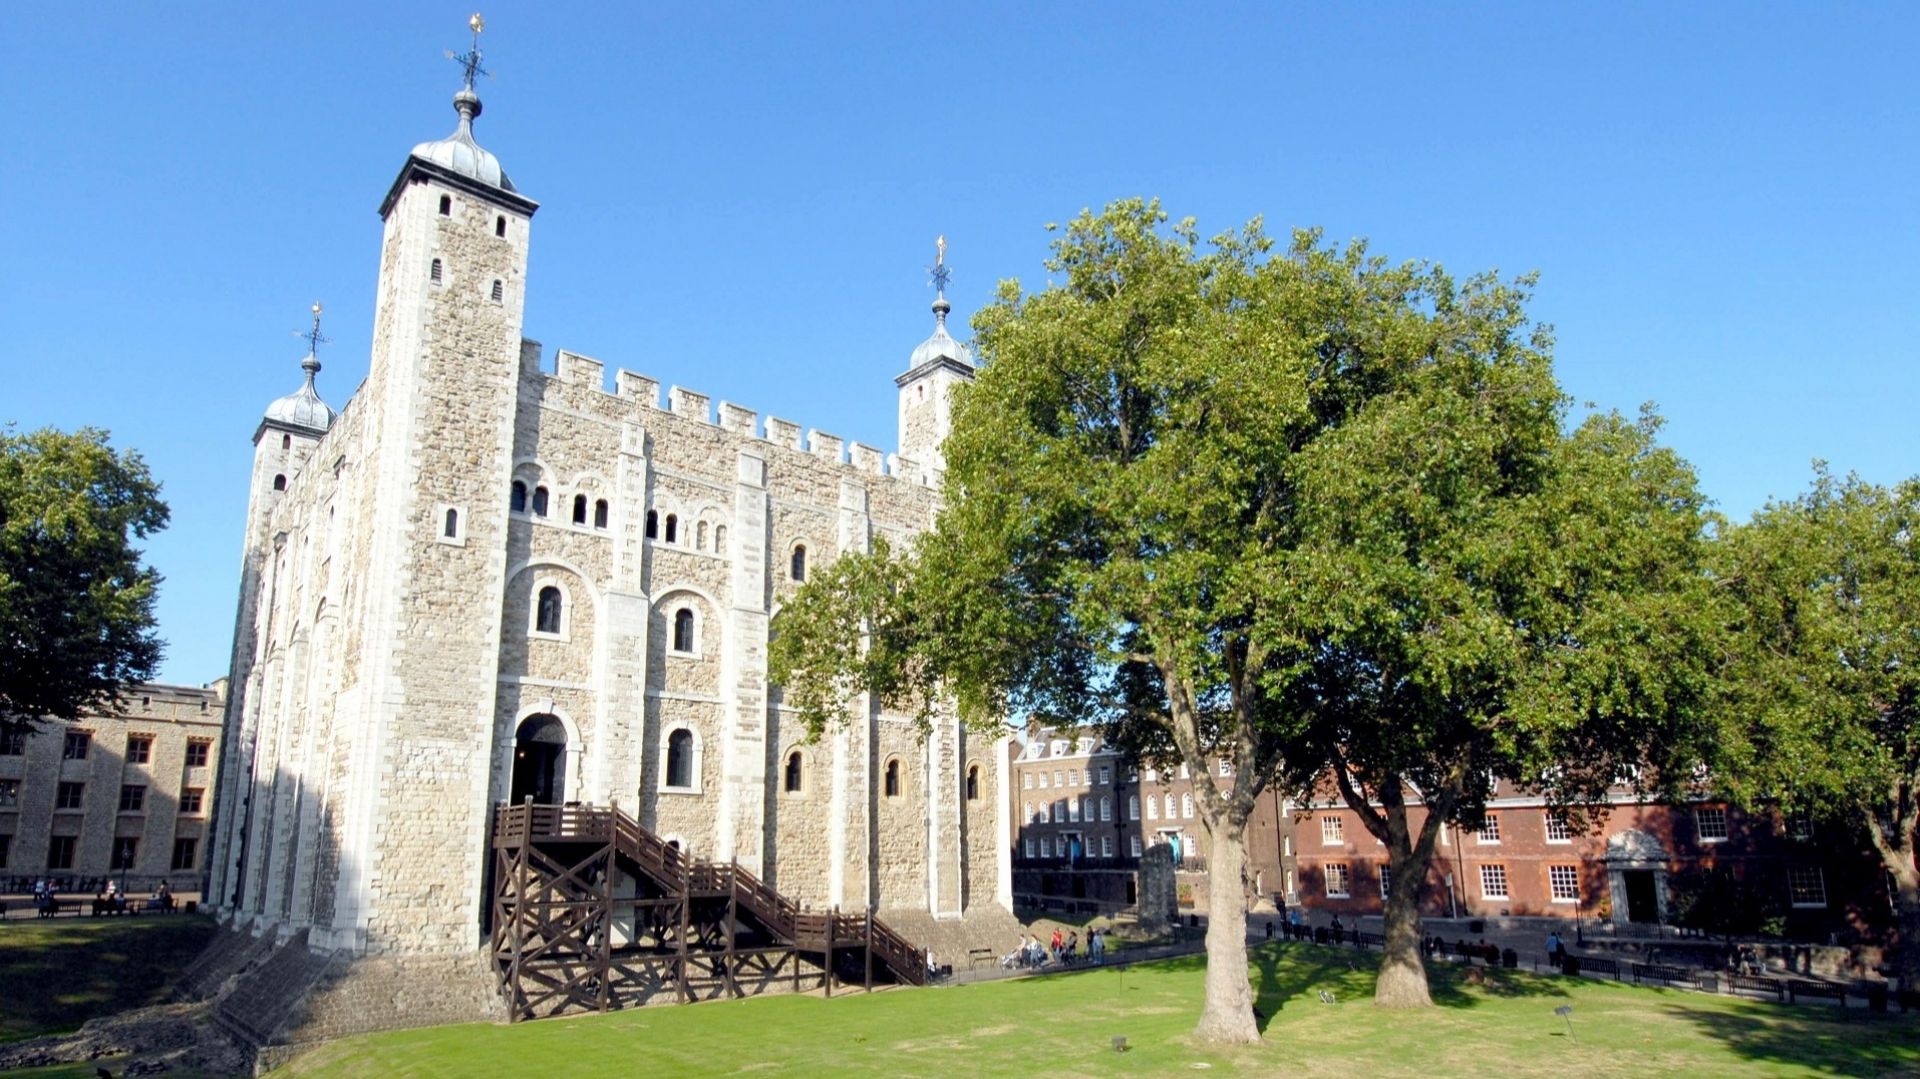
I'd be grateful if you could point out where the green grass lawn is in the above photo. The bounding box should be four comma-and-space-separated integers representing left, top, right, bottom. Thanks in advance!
0, 914, 216, 1043
277, 944, 1919, 1078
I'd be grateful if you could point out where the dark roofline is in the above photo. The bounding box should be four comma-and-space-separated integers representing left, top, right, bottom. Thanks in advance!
378, 155, 541, 220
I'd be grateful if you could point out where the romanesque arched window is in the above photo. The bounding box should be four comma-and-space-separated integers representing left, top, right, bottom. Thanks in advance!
1101, 796, 1112, 822
714, 525, 727, 554
672, 608, 695, 653
1164, 793, 1176, 820
646, 510, 658, 539
665, 514, 678, 543
1128, 794, 1140, 821
535, 586, 563, 635
594, 499, 609, 529
884, 758, 901, 798
784, 751, 803, 793
665, 728, 694, 789
281, 433, 291, 450
532, 486, 549, 517
273, 474, 286, 491
443, 508, 459, 538
438, 194, 451, 216
495, 215, 506, 237
572, 494, 587, 525
966, 764, 980, 801
790, 545, 807, 582
1182, 793, 1193, 819
696, 521, 708, 551
511, 481, 527, 513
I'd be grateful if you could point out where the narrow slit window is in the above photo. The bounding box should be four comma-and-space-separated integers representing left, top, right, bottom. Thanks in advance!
532, 486, 549, 517
511, 481, 527, 513
665, 514, 678, 543
790, 545, 807, 581
696, 521, 708, 550
645, 510, 658, 539
884, 758, 901, 798
495, 216, 506, 237
491, 279, 503, 302
666, 729, 693, 789
438, 194, 452, 216
535, 586, 563, 635
281, 433, 291, 449
594, 499, 609, 529
672, 608, 695, 653
572, 494, 588, 525
443, 508, 459, 538
784, 751, 804, 793
714, 525, 727, 553
430, 258, 443, 283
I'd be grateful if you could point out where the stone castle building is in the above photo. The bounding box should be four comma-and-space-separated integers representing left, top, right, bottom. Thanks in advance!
205, 47, 1011, 964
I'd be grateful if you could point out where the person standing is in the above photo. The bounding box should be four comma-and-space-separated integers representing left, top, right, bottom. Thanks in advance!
1546, 930, 1564, 969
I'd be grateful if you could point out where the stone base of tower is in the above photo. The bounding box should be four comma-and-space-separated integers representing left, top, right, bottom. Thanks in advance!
182, 926, 503, 1073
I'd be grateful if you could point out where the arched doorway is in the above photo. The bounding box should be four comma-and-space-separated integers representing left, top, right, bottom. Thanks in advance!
511, 714, 568, 805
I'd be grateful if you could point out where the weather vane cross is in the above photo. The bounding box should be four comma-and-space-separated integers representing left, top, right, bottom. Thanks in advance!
296, 302, 330, 356
447, 13, 490, 91
927, 235, 952, 297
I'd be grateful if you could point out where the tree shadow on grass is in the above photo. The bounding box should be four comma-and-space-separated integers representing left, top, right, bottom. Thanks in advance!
1239, 943, 1571, 1030
1667, 1000, 1920, 1078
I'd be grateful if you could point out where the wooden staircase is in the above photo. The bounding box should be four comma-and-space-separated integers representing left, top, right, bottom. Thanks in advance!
489, 802, 927, 1021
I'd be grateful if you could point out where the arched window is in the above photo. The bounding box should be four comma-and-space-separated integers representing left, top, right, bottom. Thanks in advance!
272, 474, 286, 491
594, 499, 609, 529
645, 510, 658, 539
1182, 793, 1193, 819
1128, 794, 1140, 821
535, 586, 563, 635
790, 545, 807, 582
665, 514, 678, 543
884, 758, 901, 798
572, 494, 587, 525
495, 215, 506, 237
443, 508, 459, 538
491, 280, 503, 302
965, 765, 979, 801
696, 521, 708, 550
511, 481, 527, 513
1024, 801, 1034, 823
665, 728, 693, 789
281, 433, 291, 450
784, 751, 804, 793
430, 258, 443, 283
532, 486, 549, 517
1146, 795, 1158, 820
1164, 793, 1176, 820
672, 608, 695, 653
438, 194, 451, 216
1100, 796, 1111, 821
714, 525, 727, 553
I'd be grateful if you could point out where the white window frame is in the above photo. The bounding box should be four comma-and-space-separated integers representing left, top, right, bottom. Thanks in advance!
1069, 798, 1081, 823
1321, 815, 1344, 845
1022, 773, 1032, 790
1479, 863, 1509, 900
1549, 864, 1580, 903
1130, 835, 1142, 858
1099, 765, 1111, 785
1695, 806, 1729, 844
1100, 796, 1111, 822
1788, 865, 1827, 908
435, 503, 467, 547
1325, 862, 1350, 898
1041, 836, 1052, 858
1037, 771, 1048, 789
1101, 835, 1113, 858
1023, 838, 1034, 859
1128, 795, 1139, 821
1219, 760, 1232, 776
1181, 793, 1193, 819
1477, 815, 1501, 845
1146, 796, 1159, 821
1545, 813, 1573, 844
1379, 863, 1391, 899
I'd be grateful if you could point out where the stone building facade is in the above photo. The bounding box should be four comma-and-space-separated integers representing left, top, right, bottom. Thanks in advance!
206, 61, 1011, 960
0, 682, 224, 892
1008, 728, 1296, 916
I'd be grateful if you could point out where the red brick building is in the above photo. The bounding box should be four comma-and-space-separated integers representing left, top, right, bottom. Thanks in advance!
1292, 782, 1888, 938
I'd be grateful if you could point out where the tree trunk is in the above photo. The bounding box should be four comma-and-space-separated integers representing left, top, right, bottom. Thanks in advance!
1375, 845, 1434, 1008
1192, 821, 1260, 1044
1883, 850, 1920, 990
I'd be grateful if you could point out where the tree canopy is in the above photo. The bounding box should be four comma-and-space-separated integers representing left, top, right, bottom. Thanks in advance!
0, 426, 169, 729
1715, 469, 1920, 983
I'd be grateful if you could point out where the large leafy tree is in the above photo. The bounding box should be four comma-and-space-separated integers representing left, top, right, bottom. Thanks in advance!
1715, 471, 1920, 986
0, 426, 169, 730
1280, 375, 1723, 1007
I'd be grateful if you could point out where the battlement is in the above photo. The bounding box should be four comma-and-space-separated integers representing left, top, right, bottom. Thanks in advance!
525, 340, 932, 482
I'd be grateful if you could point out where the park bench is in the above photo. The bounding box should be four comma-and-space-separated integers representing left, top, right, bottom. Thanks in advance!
1569, 955, 1620, 979
967, 947, 996, 970
1785, 980, 1845, 1006
1631, 962, 1694, 987
1722, 974, 1784, 1001
1355, 932, 1383, 949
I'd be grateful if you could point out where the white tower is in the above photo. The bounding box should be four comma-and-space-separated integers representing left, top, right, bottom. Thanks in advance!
895, 236, 975, 479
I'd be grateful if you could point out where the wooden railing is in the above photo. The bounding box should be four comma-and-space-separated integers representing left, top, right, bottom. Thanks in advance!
492, 801, 927, 988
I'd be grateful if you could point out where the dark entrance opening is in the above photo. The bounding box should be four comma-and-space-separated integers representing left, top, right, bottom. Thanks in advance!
511, 714, 567, 805
1622, 870, 1659, 923
1125, 877, 1138, 905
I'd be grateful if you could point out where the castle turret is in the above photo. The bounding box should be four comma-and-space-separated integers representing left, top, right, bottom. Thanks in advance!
895, 236, 975, 479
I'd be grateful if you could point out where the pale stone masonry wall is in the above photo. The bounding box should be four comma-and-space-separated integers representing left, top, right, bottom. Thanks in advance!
208, 120, 1010, 967
0, 683, 223, 887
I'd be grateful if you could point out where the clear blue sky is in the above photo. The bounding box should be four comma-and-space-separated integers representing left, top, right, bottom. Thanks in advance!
3, 3, 1915, 686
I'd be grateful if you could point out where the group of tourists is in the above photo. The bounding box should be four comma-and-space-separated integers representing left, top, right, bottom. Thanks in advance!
23, 877, 175, 918
1004, 926, 1108, 969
